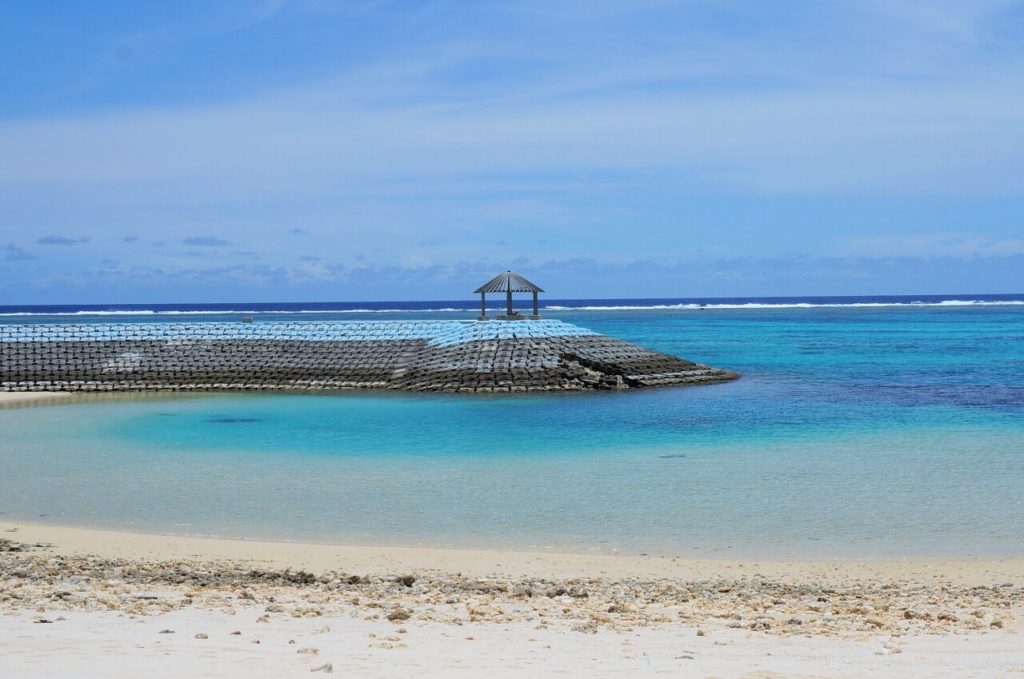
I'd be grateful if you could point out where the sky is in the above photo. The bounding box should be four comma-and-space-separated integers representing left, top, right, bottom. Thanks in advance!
1, 0, 1023, 304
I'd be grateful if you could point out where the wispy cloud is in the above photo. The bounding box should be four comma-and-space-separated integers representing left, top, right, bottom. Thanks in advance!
4, 243, 36, 261
182, 236, 230, 247
841, 232, 1024, 258
2, 3, 1022, 197
36, 235, 91, 245
9, 252, 1024, 303
4, 73, 1022, 197
240, 0, 289, 29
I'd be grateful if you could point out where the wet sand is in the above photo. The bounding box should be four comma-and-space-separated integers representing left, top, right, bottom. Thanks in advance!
0, 391, 73, 408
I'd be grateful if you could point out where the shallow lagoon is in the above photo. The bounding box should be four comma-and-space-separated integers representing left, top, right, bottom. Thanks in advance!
1, 304, 1022, 558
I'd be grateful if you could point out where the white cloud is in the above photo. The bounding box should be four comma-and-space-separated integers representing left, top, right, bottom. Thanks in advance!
841, 232, 1024, 258
1, 71, 1021, 199
2, 2, 1023, 197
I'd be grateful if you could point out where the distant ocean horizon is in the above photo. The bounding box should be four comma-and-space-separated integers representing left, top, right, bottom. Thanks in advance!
1, 292, 1023, 320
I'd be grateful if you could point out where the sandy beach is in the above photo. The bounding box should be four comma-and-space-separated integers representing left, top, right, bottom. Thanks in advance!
1, 520, 1021, 677
0, 391, 73, 408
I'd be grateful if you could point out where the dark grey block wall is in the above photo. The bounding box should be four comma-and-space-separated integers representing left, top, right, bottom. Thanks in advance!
0, 326, 737, 393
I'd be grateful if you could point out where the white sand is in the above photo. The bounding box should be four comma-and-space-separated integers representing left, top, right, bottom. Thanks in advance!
2, 520, 1022, 677
1, 607, 1020, 678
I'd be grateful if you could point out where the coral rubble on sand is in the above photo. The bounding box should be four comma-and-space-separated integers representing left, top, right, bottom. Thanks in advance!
1, 546, 1014, 637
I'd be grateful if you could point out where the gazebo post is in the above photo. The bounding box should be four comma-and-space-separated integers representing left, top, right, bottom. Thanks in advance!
506, 288, 513, 316
479, 292, 487, 320
532, 291, 539, 318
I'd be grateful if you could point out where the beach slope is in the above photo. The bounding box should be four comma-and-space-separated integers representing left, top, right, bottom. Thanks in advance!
1, 521, 1021, 677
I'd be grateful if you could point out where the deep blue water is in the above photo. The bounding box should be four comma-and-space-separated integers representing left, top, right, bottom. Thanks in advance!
1, 295, 1022, 558
1, 292, 1022, 321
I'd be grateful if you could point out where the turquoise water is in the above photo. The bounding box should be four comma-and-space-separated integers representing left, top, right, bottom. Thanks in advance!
1, 304, 1022, 558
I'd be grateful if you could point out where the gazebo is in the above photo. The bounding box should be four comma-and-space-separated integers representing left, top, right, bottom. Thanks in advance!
474, 270, 544, 320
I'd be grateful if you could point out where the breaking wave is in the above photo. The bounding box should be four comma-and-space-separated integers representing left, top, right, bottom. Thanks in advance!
1, 296, 1021, 318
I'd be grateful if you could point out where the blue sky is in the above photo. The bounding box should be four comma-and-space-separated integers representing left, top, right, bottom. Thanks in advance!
1, 0, 1023, 303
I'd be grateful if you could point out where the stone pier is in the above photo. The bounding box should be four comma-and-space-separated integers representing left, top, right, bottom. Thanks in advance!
0, 320, 738, 393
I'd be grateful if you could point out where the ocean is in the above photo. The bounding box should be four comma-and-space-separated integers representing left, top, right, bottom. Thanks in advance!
1, 294, 1022, 558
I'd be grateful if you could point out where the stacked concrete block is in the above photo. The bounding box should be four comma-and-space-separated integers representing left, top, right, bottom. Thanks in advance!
0, 320, 737, 393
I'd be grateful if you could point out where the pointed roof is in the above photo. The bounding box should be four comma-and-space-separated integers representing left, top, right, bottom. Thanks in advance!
474, 270, 544, 294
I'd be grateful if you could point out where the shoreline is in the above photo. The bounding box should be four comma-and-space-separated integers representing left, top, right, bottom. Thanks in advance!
3, 518, 1024, 581
4, 519, 1023, 609
0, 391, 73, 407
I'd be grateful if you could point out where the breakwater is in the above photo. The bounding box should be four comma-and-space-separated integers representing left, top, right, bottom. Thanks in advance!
0, 320, 736, 393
